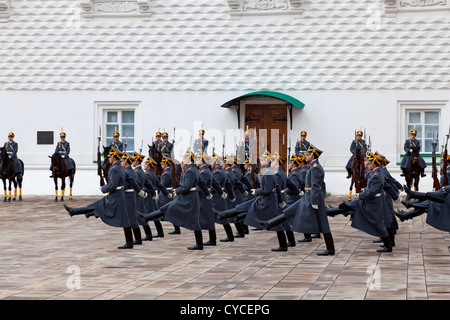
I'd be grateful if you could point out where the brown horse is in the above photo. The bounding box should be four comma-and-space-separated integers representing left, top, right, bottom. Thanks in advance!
0, 147, 24, 202
348, 147, 366, 200
148, 144, 163, 179
405, 145, 421, 195
50, 152, 76, 202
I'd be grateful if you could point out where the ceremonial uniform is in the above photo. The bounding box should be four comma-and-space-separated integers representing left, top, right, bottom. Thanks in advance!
139, 150, 212, 250
440, 165, 450, 188
63, 147, 147, 249
144, 159, 170, 237
123, 162, 145, 243
345, 138, 367, 176
159, 140, 173, 158
4, 135, 22, 174
294, 130, 310, 156
53, 138, 74, 171
193, 138, 208, 154
400, 132, 427, 176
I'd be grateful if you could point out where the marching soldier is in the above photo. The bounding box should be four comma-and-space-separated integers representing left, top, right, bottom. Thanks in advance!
195, 152, 224, 246
132, 151, 157, 242
291, 145, 335, 255
4, 132, 23, 177
242, 155, 259, 201
400, 129, 427, 177
143, 155, 170, 238
139, 149, 212, 250
243, 127, 256, 160
121, 152, 150, 247
345, 130, 367, 179
211, 153, 237, 242
50, 131, 74, 178
158, 156, 179, 235
294, 130, 311, 156
285, 154, 304, 207
158, 131, 174, 158
329, 152, 393, 253
110, 131, 124, 152
228, 154, 249, 236
193, 129, 209, 154
63, 146, 147, 249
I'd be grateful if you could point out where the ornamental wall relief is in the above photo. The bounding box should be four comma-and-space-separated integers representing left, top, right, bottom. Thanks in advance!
227, 0, 303, 16
80, 0, 151, 18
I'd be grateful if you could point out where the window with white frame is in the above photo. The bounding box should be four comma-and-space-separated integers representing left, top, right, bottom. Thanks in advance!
104, 109, 135, 152
406, 110, 439, 153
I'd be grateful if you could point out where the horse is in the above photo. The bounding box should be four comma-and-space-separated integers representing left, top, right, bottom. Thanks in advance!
348, 148, 366, 200
148, 144, 163, 179
0, 147, 24, 202
49, 152, 76, 202
404, 145, 421, 195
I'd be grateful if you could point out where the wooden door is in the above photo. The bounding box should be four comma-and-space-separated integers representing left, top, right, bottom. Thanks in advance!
245, 104, 288, 167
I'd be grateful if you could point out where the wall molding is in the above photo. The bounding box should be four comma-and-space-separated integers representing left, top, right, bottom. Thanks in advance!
0, 0, 10, 23
227, 0, 303, 17
384, 0, 449, 17
80, 0, 151, 19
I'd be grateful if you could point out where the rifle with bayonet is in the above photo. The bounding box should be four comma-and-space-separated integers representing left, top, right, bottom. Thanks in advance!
97, 126, 105, 186
431, 132, 440, 191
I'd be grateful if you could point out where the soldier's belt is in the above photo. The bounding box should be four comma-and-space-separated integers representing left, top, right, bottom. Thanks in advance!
125, 189, 135, 193
304, 187, 322, 191
166, 188, 173, 191
374, 193, 382, 197
116, 186, 124, 190
190, 188, 198, 191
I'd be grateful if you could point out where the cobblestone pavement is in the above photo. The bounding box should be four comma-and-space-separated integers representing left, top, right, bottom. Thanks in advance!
0, 195, 449, 300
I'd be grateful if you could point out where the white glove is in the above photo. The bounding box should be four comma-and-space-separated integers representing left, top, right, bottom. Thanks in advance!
311, 204, 319, 209
168, 193, 173, 199
138, 190, 148, 198
221, 192, 228, 199
279, 201, 286, 208
206, 193, 213, 200
230, 198, 235, 202
299, 191, 304, 196
409, 149, 412, 152
251, 189, 256, 194
243, 191, 249, 197
152, 194, 157, 200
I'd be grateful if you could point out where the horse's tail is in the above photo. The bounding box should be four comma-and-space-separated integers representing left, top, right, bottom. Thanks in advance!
19, 159, 24, 176
72, 159, 76, 175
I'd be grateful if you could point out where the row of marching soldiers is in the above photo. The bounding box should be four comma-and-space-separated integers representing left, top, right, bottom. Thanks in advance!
62, 141, 450, 253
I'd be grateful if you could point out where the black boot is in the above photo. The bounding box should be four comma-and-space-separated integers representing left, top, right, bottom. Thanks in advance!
132, 227, 142, 245
153, 221, 164, 238
317, 233, 335, 256
272, 231, 288, 252
142, 225, 153, 241
242, 223, 249, 234
426, 191, 447, 204
372, 237, 383, 243
400, 169, 406, 177
118, 227, 134, 249
286, 231, 296, 247
169, 225, 181, 235
298, 233, 312, 243
188, 230, 204, 250
255, 214, 287, 230
403, 185, 427, 201
377, 236, 392, 252
311, 233, 321, 239
204, 230, 217, 246
234, 222, 245, 238
236, 213, 247, 222
63, 204, 93, 217
138, 210, 164, 222
220, 224, 234, 242
394, 209, 426, 222
326, 206, 350, 217
214, 208, 238, 220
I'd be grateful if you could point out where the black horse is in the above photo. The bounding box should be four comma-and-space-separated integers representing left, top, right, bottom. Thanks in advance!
0, 147, 24, 202
49, 152, 76, 202
405, 145, 421, 195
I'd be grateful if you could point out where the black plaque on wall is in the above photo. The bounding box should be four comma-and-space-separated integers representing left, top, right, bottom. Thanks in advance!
37, 131, 54, 145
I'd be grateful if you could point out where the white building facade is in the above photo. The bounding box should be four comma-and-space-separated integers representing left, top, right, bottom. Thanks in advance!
0, 0, 449, 196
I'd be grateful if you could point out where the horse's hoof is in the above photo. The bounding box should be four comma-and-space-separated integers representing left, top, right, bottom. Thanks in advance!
60, 198, 64, 202
19, 196, 22, 201
54, 198, 58, 202
3, 198, 6, 202
12, 198, 16, 201
7, 198, 11, 202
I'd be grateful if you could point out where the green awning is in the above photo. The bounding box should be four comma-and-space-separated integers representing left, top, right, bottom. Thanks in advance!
221, 91, 305, 109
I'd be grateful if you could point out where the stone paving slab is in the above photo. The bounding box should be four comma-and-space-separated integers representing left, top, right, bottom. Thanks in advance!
0, 195, 449, 300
